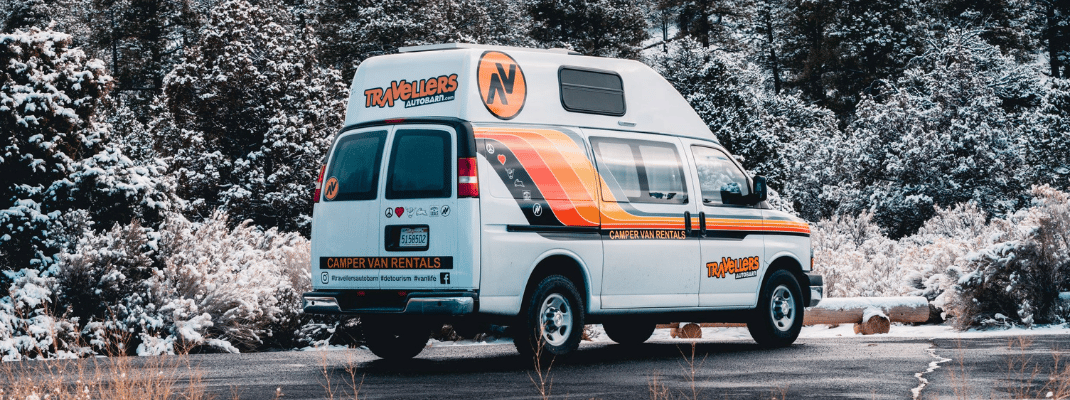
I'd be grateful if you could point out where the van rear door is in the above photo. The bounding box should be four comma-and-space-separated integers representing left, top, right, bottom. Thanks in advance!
312, 127, 389, 289
378, 124, 477, 291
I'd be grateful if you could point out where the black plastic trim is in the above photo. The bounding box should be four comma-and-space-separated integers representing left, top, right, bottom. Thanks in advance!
507, 225, 600, 233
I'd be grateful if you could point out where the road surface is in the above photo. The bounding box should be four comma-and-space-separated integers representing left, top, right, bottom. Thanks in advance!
3, 333, 1068, 399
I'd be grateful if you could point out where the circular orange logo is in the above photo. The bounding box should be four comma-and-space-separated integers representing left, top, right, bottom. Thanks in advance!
477, 51, 527, 120
323, 177, 339, 201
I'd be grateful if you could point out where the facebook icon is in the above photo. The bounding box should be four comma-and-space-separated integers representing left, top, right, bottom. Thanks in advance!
440, 272, 450, 285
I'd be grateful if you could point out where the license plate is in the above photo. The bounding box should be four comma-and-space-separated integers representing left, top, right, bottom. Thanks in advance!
399, 227, 428, 247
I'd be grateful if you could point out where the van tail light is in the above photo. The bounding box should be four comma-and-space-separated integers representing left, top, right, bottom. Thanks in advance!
313, 165, 326, 203
458, 157, 479, 198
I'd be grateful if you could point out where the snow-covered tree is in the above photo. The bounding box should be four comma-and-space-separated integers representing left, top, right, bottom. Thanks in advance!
159, 0, 344, 235
311, 0, 531, 78
528, 0, 649, 59
647, 38, 842, 219
777, 0, 925, 118
1, 28, 171, 283
836, 29, 1028, 238
1018, 78, 1070, 191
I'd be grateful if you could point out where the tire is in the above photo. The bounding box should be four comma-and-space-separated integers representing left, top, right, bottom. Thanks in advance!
514, 275, 585, 359
747, 270, 804, 348
602, 321, 655, 345
362, 316, 431, 360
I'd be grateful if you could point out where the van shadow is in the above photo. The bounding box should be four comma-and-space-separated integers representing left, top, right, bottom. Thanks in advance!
346, 341, 785, 376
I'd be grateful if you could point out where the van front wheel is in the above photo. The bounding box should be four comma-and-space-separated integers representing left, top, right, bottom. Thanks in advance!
747, 270, 804, 348
515, 275, 584, 358
362, 316, 430, 360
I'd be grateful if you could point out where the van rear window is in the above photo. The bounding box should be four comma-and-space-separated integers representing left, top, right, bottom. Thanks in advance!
559, 67, 625, 116
386, 129, 451, 199
324, 131, 387, 201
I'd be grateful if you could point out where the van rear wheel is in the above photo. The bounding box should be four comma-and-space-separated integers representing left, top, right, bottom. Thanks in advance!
747, 270, 804, 348
602, 321, 655, 345
362, 316, 431, 360
515, 275, 584, 359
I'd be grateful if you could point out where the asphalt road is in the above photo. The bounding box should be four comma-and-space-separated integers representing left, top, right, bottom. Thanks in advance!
4, 334, 1068, 399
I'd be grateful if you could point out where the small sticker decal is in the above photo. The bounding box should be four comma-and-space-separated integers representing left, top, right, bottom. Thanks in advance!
320, 272, 329, 284
324, 177, 339, 201
514, 179, 525, 187
394, 207, 405, 217
497, 154, 507, 165
385, 207, 394, 218
415, 208, 427, 217
486, 142, 495, 154
522, 191, 532, 200
533, 203, 543, 217
430, 206, 440, 217
441, 205, 451, 216
505, 167, 515, 179
440, 272, 451, 285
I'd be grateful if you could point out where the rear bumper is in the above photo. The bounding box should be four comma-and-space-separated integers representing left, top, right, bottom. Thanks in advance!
807, 273, 824, 307
302, 290, 476, 315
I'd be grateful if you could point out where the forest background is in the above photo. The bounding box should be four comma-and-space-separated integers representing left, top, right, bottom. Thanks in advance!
2, 0, 1069, 360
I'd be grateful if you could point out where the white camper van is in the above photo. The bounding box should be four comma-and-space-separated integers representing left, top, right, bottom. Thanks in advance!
303, 44, 822, 360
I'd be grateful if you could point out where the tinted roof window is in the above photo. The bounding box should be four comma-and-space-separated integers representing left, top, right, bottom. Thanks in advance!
324, 131, 387, 201
560, 67, 625, 116
386, 129, 451, 199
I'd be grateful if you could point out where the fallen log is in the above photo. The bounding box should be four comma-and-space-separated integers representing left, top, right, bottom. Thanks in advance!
805, 297, 930, 325
653, 296, 931, 330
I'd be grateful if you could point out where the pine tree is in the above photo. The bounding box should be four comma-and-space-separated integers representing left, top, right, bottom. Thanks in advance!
1, 28, 171, 282
528, 0, 649, 58
159, 0, 344, 235
837, 29, 1028, 238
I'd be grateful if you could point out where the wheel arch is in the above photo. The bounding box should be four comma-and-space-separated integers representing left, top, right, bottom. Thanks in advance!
762, 253, 809, 306
521, 251, 592, 314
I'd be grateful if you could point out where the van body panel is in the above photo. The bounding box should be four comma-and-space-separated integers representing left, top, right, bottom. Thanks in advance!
474, 124, 603, 315
587, 130, 700, 309
681, 139, 768, 308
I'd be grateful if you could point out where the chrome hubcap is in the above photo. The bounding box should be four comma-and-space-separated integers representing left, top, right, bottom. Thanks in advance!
770, 286, 795, 331
539, 293, 572, 346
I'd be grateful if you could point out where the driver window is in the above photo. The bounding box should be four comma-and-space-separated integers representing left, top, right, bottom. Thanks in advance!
692, 146, 750, 205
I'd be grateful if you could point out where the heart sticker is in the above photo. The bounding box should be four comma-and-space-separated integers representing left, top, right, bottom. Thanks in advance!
497, 154, 506, 165
394, 207, 404, 217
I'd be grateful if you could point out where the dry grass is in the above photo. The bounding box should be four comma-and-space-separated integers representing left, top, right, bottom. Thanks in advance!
1003, 337, 1070, 400
527, 332, 555, 400
317, 347, 365, 400
0, 353, 210, 400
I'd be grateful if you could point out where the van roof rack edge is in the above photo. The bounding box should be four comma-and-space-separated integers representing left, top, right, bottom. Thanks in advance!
398, 43, 582, 56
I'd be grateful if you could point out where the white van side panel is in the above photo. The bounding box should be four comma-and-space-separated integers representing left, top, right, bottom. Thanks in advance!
475, 142, 603, 315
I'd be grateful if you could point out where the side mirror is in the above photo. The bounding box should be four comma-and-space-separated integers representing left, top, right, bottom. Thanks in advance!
752, 175, 768, 204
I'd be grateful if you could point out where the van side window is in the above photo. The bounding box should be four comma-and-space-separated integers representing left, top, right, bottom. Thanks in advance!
559, 67, 625, 116
324, 131, 387, 201
386, 129, 451, 199
692, 146, 750, 205
592, 137, 688, 204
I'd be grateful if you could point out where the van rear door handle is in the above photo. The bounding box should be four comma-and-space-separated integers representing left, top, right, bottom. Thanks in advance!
699, 212, 707, 237
684, 211, 692, 236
